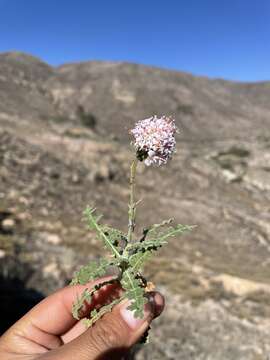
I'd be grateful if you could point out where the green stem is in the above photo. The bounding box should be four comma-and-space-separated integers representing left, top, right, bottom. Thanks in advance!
127, 158, 138, 243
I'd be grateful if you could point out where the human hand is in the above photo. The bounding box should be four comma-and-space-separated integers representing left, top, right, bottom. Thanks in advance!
0, 276, 164, 359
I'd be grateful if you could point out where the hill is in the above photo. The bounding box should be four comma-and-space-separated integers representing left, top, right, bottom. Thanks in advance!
0, 52, 270, 359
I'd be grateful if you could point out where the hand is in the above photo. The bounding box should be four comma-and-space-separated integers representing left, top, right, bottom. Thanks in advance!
0, 277, 164, 359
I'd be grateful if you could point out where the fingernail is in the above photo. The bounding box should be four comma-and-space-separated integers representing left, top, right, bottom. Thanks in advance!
120, 300, 153, 330
146, 291, 165, 318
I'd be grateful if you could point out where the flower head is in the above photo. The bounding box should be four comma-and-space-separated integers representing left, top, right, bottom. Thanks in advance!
130, 115, 177, 166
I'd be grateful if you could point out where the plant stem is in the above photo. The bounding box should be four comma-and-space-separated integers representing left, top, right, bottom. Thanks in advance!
127, 158, 138, 243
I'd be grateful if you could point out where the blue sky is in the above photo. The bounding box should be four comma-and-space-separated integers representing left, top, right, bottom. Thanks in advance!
0, 0, 269, 81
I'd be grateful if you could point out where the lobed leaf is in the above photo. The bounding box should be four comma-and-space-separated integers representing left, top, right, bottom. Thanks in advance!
129, 251, 152, 272
70, 258, 113, 285
148, 223, 195, 242
102, 226, 127, 253
72, 288, 92, 320
126, 223, 195, 255
121, 270, 147, 318
71, 278, 119, 320
83, 206, 122, 259
83, 296, 125, 327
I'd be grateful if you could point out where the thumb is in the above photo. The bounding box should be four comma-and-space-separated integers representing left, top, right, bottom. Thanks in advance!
52, 292, 164, 360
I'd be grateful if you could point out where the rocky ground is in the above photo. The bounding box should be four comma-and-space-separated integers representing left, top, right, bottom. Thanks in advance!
0, 52, 270, 359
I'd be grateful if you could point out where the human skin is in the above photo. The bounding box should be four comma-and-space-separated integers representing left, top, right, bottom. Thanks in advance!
0, 277, 164, 360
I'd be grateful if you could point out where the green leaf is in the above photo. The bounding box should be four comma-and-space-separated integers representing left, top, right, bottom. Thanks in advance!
121, 270, 147, 318
84, 206, 122, 259
83, 296, 124, 327
127, 237, 167, 254
102, 226, 127, 253
72, 288, 92, 320
71, 278, 120, 320
148, 223, 195, 242
129, 251, 152, 272
126, 223, 195, 255
148, 218, 174, 233
70, 258, 112, 285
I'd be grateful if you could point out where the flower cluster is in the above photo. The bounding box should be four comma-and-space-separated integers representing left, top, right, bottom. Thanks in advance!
130, 115, 177, 166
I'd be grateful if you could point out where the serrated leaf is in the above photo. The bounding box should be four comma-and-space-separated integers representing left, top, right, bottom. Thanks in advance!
72, 288, 92, 320
148, 223, 195, 242
129, 251, 152, 272
121, 270, 147, 318
70, 258, 112, 285
102, 226, 127, 253
71, 278, 120, 320
126, 223, 194, 255
83, 296, 124, 327
84, 206, 122, 259
148, 218, 174, 232
128, 237, 167, 253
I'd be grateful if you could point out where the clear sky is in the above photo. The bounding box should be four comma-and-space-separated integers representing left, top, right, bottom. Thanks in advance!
0, 0, 269, 81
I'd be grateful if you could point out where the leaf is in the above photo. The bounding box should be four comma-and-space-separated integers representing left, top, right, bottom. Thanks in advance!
148, 223, 195, 242
129, 251, 152, 272
83, 206, 122, 259
102, 226, 127, 253
126, 223, 195, 255
147, 218, 174, 233
83, 296, 124, 327
71, 278, 119, 320
70, 258, 112, 285
72, 288, 92, 320
127, 237, 167, 254
121, 270, 147, 318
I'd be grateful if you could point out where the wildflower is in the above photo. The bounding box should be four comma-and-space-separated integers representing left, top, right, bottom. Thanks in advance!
130, 115, 177, 166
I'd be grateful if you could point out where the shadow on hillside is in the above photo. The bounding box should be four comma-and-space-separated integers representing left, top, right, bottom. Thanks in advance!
0, 273, 44, 335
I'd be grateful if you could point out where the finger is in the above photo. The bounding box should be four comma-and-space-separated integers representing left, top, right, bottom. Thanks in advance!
50, 292, 165, 360
1, 277, 120, 354
19, 276, 118, 335
61, 290, 165, 344
61, 319, 87, 344
61, 279, 123, 343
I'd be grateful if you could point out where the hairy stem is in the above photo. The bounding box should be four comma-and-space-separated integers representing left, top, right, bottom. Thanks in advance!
127, 158, 138, 243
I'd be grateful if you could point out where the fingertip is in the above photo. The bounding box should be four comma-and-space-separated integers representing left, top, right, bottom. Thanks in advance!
146, 291, 165, 318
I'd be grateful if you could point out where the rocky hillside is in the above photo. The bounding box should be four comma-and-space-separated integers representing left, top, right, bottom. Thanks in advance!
0, 51, 270, 359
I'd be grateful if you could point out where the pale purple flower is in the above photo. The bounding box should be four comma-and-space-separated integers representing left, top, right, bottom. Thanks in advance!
130, 115, 177, 166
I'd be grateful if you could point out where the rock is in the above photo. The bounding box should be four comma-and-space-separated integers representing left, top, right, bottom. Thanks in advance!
39, 232, 62, 245
111, 79, 136, 105
137, 294, 270, 360
244, 168, 270, 191
0, 249, 6, 258
46, 233, 62, 245
16, 212, 32, 221
18, 196, 30, 205
94, 164, 110, 181
7, 189, 19, 200
212, 274, 270, 297
222, 169, 240, 182
40, 208, 49, 216
64, 127, 93, 138
71, 173, 80, 183
42, 262, 60, 278
1, 218, 15, 232
88, 163, 115, 182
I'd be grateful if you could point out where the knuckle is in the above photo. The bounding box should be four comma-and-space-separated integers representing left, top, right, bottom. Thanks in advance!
90, 316, 127, 350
